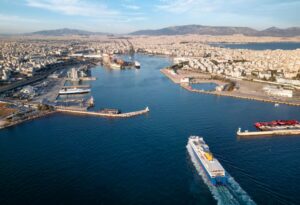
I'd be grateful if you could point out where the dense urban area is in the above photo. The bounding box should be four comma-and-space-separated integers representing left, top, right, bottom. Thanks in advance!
0, 34, 300, 129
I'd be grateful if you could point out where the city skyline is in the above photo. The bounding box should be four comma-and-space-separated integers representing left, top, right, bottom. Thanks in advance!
0, 0, 300, 34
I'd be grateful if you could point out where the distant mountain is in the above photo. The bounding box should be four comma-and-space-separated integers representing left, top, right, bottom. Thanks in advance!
129, 25, 300, 37
28, 28, 108, 36
258, 27, 300, 37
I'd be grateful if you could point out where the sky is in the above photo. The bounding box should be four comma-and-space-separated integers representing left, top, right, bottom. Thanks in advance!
0, 0, 299, 34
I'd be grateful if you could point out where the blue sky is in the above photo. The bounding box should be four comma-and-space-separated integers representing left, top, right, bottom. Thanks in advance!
0, 0, 299, 34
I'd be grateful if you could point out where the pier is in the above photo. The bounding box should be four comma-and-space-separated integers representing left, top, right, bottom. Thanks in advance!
180, 82, 300, 107
56, 107, 150, 118
161, 68, 300, 107
237, 128, 300, 137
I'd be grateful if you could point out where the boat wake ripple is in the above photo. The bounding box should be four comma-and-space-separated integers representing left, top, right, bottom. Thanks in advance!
187, 144, 256, 205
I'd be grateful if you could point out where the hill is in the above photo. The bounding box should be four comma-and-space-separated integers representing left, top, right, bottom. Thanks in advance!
28, 28, 108, 36
130, 25, 300, 37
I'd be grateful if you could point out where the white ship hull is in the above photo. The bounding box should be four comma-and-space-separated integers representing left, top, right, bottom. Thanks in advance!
59, 88, 91, 95
188, 136, 227, 186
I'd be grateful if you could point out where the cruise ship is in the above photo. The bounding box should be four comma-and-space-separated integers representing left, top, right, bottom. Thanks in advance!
188, 136, 228, 186
59, 88, 91, 95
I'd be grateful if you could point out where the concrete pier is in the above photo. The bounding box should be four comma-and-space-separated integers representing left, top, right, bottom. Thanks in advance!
180, 83, 300, 107
237, 127, 300, 137
161, 68, 300, 107
56, 107, 150, 118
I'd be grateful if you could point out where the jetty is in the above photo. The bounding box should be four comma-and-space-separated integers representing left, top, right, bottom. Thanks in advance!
180, 84, 300, 107
161, 68, 300, 107
237, 127, 300, 137
56, 107, 150, 118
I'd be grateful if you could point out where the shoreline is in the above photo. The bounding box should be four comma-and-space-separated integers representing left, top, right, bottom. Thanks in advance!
0, 110, 56, 130
161, 68, 300, 107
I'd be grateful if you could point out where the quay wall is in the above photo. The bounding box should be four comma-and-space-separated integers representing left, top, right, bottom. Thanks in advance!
237, 129, 300, 137
161, 68, 300, 107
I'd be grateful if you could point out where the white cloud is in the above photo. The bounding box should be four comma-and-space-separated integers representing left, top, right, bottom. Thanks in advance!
157, 0, 217, 13
123, 4, 140, 10
0, 13, 42, 33
26, 0, 119, 17
0, 14, 40, 23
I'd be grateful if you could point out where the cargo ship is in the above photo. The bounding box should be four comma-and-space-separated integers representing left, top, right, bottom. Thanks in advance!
255, 120, 300, 131
59, 88, 91, 95
188, 136, 228, 186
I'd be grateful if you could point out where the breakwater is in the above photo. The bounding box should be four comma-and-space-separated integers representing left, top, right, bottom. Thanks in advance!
237, 128, 300, 137
56, 107, 150, 118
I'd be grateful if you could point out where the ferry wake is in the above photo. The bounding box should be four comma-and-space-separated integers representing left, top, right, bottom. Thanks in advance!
187, 136, 256, 205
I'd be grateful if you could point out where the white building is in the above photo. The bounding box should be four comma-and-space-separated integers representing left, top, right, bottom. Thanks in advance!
263, 86, 293, 98
20, 86, 35, 95
2, 69, 10, 80
277, 78, 300, 86
180, 77, 190, 83
68, 68, 79, 81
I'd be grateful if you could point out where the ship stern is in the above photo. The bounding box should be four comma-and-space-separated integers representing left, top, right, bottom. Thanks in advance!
211, 175, 228, 186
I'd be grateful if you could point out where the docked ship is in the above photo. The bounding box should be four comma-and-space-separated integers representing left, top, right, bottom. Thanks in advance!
255, 120, 300, 131
59, 87, 91, 95
188, 136, 228, 186
134, 61, 141, 69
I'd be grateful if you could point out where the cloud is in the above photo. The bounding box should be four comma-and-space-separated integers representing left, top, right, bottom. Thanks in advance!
26, 0, 119, 17
157, 0, 300, 15
0, 14, 40, 23
123, 4, 140, 10
157, 0, 216, 13
25, 0, 146, 24
0, 13, 42, 33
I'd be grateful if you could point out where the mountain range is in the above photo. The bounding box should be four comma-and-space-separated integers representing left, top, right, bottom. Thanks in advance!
22, 25, 300, 37
28, 28, 109, 36
129, 25, 300, 37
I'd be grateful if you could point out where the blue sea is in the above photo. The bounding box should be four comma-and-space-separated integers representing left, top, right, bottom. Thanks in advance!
191, 83, 218, 91
1, 53, 300, 205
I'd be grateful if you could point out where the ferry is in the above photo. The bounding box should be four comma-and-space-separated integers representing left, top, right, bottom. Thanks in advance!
59, 88, 91, 95
255, 120, 300, 131
188, 136, 228, 186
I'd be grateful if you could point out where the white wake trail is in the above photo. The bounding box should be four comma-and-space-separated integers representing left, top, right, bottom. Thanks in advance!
187, 144, 256, 205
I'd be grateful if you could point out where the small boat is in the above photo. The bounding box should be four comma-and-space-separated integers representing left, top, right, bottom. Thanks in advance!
134, 61, 141, 69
